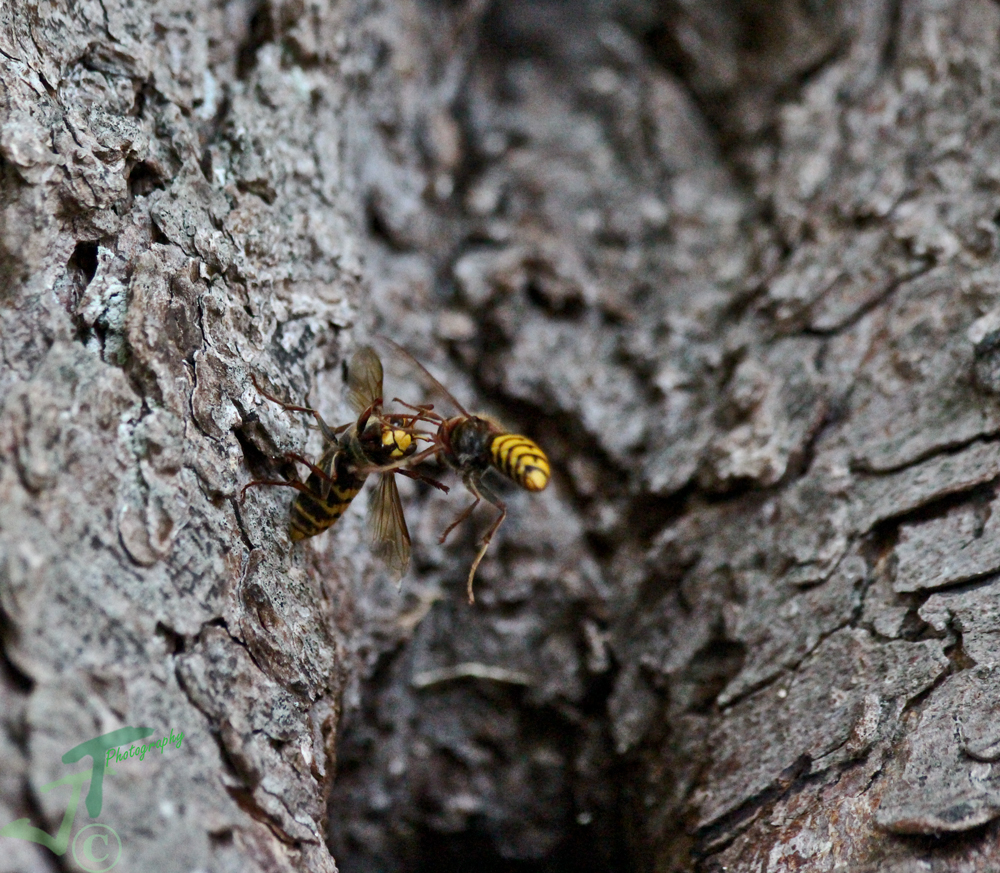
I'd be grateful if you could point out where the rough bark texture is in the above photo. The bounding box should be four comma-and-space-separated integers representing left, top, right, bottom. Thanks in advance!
3, 0, 1000, 871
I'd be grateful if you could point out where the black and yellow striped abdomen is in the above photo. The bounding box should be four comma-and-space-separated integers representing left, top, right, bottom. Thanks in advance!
490, 433, 550, 492
288, 436, 367, 540
290, 468, 367, 540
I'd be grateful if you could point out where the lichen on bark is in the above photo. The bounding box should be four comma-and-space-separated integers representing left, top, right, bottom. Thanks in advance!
6, 1, 1000, 872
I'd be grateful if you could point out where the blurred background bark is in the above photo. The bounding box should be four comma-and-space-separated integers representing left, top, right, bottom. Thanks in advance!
4, 1, 1000, 871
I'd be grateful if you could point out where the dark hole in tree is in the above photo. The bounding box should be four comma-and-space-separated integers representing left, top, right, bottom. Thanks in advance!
68, 240, 99, 286
411, 818, 636, 873
327, 645, 641, 873
644, 22, 687, 81
150, 220, 170, 246
0, 614, 35, 693
233, 422, 285, 482
236, 1, 275, 79
62, 240, 99, 317
525, 278, 585, 320
365, 192, 407, 251
128, 161, 164, 198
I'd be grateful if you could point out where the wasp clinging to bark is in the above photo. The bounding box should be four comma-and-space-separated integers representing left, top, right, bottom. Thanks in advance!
241, 346, 447, 582
378, 338, 551, 603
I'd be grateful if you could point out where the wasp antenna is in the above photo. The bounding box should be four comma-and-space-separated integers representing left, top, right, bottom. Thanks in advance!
375, 334, 471, 418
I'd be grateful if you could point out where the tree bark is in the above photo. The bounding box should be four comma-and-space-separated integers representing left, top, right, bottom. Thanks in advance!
3, 0, 1000, 871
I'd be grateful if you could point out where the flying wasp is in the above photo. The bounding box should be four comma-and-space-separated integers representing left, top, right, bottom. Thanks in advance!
241, 346, 447, 581
378, 338, 551, 603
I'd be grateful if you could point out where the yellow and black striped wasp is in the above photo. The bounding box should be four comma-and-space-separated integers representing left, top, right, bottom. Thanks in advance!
378, 338, 551, 602
241, 346, 447, 581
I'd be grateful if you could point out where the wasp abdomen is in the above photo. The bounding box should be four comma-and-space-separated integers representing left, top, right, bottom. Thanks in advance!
290, 474, 366, 540
490, 433, 550, 492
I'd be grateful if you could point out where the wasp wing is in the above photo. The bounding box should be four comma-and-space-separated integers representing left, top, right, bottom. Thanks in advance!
369, 472, 411, 585
347, 346, 385, 416
314, 439, 345, 501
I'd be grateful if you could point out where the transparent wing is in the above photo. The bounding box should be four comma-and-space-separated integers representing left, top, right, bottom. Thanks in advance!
369, 473, 411, 585
316, 442, 343, 501
347, 346, 385, 415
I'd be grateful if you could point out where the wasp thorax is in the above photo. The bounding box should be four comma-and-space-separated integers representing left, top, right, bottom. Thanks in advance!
448, 417, 496, 470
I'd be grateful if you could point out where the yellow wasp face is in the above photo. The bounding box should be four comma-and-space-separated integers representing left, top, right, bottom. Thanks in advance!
382, 428, 413, 459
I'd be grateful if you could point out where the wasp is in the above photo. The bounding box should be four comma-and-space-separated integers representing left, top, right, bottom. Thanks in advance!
378, 338, 551, 603
241, 347, 446, 581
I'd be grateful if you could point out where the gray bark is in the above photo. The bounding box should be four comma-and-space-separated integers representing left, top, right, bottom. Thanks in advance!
3, 0, 1000, 871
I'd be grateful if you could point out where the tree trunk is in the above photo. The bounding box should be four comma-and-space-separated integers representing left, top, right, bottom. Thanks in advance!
3, 0, 1000, 871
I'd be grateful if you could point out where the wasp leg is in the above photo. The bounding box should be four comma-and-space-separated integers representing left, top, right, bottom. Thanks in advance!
282, 450, 345, 502
251, 374, 322, 415
240, 477, 312, 502
380, 411, 436, 441
384, 413, 438, 438
391, 397, 443, 424
440, 496, 479, 544
370, 444, 441, 476
303, 421, 351, 435
463, 479, 507, 604
466, 509, 506, 603
353, 447, 444, 483
397, 468, 450, 494
391, 397, 437, 413
283, 452, 337, 484
251, 374, 345, 442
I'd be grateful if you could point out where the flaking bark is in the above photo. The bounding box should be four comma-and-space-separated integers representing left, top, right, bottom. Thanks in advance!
4, 1, 1000, 872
